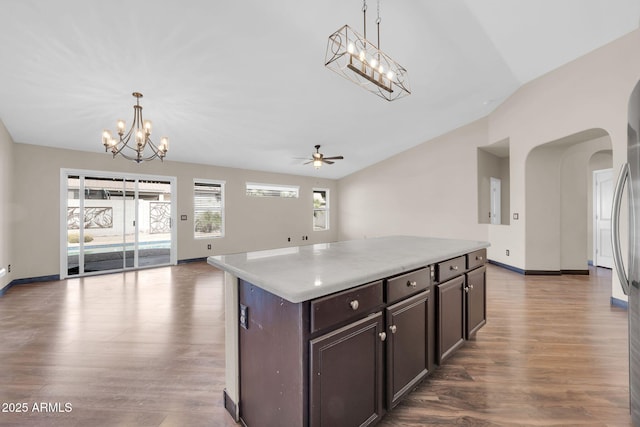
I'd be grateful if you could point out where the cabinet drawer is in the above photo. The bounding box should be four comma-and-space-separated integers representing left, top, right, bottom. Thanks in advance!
386, 268, 431, 304
311, 281, 383, 333
436, 256, 465, 283
467, 249, 487, 270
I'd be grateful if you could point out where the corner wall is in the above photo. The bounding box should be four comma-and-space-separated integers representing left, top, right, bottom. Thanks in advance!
0, 119, 14, 289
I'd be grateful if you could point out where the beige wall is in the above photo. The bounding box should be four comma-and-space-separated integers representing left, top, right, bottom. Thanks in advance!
0, 120, 13, 288
11, 143, 338, 280
338, 118, 489, 242
338, 29, 640, 300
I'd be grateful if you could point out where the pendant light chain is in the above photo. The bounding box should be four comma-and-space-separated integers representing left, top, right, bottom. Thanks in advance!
362, 0, 367, 41
376, 0, 381, 50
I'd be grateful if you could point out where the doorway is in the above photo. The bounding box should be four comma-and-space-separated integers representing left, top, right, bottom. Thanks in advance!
61, 170, 176, 278
593, 168, 614, 268
490, 177, 501, 225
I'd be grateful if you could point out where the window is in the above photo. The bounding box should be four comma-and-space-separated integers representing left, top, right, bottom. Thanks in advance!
246, 182, 299, 198
194, 180, 225, 238
313, 189, 329, 231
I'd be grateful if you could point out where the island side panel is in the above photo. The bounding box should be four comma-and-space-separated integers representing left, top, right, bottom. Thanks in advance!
223, 271, 240, 421
239, 279, 309, 427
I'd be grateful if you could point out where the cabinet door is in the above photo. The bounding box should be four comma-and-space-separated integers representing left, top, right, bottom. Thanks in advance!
437, 275, 465, 364
385, 290, 430, 408
310, 312, 385, 427
465, 265, 487, 339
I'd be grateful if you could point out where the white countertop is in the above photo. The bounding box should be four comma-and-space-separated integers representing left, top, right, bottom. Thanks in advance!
207, 236, 490, 303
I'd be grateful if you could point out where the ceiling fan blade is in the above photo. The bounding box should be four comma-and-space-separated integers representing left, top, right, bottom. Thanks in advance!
303, 160, 314, 165
323, 156, 344, 160
323, 160, 335, 165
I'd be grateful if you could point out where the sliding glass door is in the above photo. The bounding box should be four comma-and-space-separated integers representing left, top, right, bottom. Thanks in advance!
62, 170, 176, 278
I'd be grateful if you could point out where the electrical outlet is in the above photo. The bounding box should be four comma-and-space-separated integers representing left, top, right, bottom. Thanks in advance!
513, 213, 519, 220
506, 250, 510, 256
287, 237, 291, 242
207, 244, 212, 250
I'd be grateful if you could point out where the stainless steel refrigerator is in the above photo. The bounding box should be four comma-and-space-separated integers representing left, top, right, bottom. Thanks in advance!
612, 80, 640, 426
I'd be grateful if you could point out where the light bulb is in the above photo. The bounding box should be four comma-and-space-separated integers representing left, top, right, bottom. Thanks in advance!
102, 129, 112, 145
135, 129, 145, 147
144, 120, 152, 134
117, 120, 126, 133
160, 136, 169, 152
370, 58, 377, 69
347, 42, 355, 54
359, 50, 365, 62
379, 65, 384, 74
386, 70, 394, 81
313, 159, 322, 169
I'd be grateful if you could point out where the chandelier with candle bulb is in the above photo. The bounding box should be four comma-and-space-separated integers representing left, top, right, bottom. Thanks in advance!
101, 92, 169, 163
325, 0, 410, 101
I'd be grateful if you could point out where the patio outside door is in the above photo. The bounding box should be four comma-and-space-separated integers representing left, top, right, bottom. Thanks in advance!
63, 170, 176, 278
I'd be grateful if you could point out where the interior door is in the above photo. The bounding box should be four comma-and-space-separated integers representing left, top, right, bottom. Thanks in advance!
594, 169, 613, 268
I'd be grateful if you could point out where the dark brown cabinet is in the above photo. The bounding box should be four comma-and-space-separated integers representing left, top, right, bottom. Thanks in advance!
436, 275, 465, 364
465, 265, 486, 339
385, 290, 430, 408
310, 312, 385, 427
236, 250, 486, 427
436, 250, 487, 364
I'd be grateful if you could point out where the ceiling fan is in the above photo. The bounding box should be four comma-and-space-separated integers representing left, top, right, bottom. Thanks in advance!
304, 145, 344, 169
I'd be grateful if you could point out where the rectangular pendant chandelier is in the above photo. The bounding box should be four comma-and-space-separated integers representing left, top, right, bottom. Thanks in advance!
325, 24, 410, 101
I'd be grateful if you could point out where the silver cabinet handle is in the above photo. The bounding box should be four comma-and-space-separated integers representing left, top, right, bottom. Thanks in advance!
379, 332, 387, 341
464, 286, 469, 293
407, 280, 417, 288
349, 300, 359, 310
389, 325, 397, 334
476, 256, 483, 261
612, 163, 630, 295
450, 265, 458, 271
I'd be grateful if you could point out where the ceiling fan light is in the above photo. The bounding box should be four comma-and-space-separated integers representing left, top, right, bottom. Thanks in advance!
313, 159, 323, 169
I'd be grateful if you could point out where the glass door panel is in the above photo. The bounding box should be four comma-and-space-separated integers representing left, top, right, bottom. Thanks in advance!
82, 176, 126, 274
124, 179, 136, 268
66, 175, 81, 276
137, 179, 172, 267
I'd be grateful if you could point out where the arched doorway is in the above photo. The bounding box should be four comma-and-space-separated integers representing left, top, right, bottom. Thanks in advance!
524, 129, 612, 273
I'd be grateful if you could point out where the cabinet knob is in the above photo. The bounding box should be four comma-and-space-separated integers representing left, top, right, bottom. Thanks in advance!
389, 325, 397, 334
349, 300, 359, 310
379, 332, 387, 341
469, 284, 474, 290
476, 256, 483, 261
450, 265, 459, 271
407, 280, 417, 288
464, 286, 470, 293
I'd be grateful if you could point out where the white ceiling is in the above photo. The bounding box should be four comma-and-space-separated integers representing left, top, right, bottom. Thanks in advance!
0, 1, 638, 179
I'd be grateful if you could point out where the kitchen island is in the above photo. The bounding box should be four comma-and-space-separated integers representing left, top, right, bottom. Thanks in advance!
208, 235, 490, 427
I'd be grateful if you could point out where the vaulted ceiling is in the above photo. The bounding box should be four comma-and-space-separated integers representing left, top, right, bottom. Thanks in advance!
0, 1, 638, 178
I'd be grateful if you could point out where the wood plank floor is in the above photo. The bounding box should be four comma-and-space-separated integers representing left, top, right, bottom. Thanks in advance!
0, 263, 632, 426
